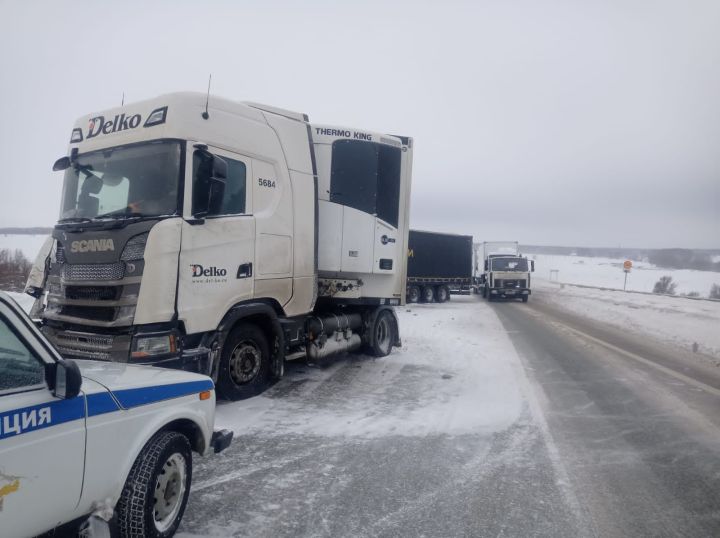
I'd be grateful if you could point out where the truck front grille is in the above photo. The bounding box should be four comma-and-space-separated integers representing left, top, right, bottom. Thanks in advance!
65, 285, 120, 301
51, 330, 116, 361
496, 279, 527, 289
59, 305, 117, 322
62, 262, 125, 281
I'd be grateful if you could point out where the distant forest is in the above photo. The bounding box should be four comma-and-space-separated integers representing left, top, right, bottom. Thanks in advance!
0, 227, 53, 235
521, 245, 720, 272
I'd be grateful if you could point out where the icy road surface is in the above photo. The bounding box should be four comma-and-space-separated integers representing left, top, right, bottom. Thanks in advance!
178, 295, 720, 537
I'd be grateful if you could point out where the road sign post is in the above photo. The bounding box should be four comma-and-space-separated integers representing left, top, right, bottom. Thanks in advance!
623, 260, 632, 290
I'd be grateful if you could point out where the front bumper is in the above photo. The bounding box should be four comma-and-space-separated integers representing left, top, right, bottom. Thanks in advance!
211, 429, 234, 454
137, 346, 212, 375
490, 288, 531, 298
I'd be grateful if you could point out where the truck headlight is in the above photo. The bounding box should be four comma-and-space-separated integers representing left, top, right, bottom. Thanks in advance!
131, 333, 177, 359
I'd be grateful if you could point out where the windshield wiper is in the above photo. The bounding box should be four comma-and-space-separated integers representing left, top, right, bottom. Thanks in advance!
57, 217, 93, 224
93, 209, 146, 220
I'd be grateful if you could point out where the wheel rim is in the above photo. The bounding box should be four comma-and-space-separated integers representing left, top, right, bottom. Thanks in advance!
439, 288, 447, 301
376, 316, 392, 353
409, 288, 419, 302
153, 453, 187, 533
423, 288, 433, 301
229, 340, 262, 385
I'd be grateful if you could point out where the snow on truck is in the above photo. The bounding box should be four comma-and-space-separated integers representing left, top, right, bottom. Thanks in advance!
406, 230, 474, 303
478, 241, 535, 302
0, 291, 232, 538
27, 92, 413, 400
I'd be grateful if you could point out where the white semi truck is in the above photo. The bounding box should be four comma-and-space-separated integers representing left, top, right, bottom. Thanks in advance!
478, 241, 535, 302
27, 93, 413, 400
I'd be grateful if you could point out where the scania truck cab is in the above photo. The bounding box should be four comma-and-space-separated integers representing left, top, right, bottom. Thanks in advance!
28, 93, 413, 400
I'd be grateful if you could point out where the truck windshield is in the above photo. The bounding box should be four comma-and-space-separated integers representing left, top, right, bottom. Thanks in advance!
491, 257, 528, 271
59, 140, 182, 221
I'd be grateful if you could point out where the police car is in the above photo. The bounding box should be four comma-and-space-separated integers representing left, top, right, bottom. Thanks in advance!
0, 292, 232, 537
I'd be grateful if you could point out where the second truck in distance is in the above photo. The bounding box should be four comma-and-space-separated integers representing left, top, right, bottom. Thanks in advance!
406, 230, 474, 303
478, 241, 534, 302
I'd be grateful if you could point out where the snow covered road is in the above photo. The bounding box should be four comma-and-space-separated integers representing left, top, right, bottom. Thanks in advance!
179, 293, 720, 537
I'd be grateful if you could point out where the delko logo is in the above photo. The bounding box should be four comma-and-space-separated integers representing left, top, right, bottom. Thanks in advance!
70, 239, 115, 253
71, 106, 168, 143
87, 114, 141, 139
190, 264, 228, 284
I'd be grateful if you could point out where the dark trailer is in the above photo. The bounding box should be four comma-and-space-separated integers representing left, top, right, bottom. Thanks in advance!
406, 230, 474, 303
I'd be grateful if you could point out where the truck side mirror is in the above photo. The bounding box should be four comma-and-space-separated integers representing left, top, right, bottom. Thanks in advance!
193, 150, 228, 218
531, 260, 535, 272
54, 360, 82, 399
53, 156, 71, 171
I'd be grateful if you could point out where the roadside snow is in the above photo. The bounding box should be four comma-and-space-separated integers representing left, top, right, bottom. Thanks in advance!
213, 296, 524, 438
535, 279, 720, 359
533, 254, 720, 298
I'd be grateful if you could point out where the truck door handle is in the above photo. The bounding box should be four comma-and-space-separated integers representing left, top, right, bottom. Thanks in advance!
237, 263, 253, 279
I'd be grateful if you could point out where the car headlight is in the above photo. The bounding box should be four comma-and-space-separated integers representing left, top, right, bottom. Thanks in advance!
131, 332, 177, 359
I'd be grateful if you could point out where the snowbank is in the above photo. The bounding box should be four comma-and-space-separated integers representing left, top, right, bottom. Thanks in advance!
534, 279, 720, 359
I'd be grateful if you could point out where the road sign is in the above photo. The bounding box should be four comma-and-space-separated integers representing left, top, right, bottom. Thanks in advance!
623, 260, 632, 272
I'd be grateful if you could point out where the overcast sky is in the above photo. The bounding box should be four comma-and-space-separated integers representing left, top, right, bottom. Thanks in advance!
0, 0, 718, 248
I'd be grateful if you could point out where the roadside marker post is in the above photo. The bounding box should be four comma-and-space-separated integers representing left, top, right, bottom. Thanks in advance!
623, 260, 632, 290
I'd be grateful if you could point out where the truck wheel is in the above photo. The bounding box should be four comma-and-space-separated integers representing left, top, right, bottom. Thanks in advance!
522, 296, 529, 303
368, 309, 397, 357
482, 286, 487, 298
217, 323, 271, 400
421, 286, 434, 303
435, 285, 450, 303
117, 431, 192, 538
407, 285, 420, 303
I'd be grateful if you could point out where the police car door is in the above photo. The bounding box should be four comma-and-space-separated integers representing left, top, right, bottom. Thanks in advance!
179, 145, 255, 334
0, 296, 85, 537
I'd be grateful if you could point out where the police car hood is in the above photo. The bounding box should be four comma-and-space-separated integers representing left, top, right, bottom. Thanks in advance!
75, 359, 214, 404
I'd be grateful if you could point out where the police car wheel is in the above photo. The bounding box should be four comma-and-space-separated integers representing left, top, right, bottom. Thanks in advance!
117, 431, 192, 538
217, 323, 271, 400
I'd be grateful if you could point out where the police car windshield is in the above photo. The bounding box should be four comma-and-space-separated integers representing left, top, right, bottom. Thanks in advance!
491, 257, 528, 271
59, 140, 181, 221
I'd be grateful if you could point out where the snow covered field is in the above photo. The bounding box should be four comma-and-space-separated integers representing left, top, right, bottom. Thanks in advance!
532, 253, 720, 298
534, 280, 720, 360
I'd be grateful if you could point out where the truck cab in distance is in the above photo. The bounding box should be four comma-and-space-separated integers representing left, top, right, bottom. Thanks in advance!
29, 93, 413, 400
478, 241, 534, 302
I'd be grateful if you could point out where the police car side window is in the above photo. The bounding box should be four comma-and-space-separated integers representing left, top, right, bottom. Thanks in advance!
0, 314, 45, 392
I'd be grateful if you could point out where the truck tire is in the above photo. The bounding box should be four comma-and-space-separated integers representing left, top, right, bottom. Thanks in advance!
435, 285, 450, 303
522, 296, 529, 303
217, 323, 271, 400
368, 309, 397, 357
407, 285, 420, 303
421, 286, 434, 303
117, 431, 192, 538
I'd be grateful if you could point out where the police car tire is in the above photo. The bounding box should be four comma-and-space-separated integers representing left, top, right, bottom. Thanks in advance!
217, 323, 271, 401
117, 431, 192, 538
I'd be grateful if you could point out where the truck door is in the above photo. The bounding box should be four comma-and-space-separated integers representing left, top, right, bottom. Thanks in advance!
0, 299, 85, 537
178, 145, 255, 334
